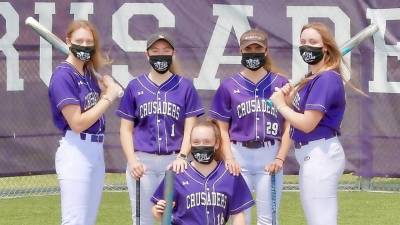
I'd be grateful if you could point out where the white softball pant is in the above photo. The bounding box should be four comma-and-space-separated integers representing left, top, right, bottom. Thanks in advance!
55, 130, 105, 225
126, 151, 176, 225
231, 142, 283, 225
295, 137, 345, 225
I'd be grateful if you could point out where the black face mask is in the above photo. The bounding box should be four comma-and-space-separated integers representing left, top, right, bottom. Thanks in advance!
149, 55, 172, 74
69, 44, 95, 62
191, 146, 215, 164
299, 45, 324, 65
241, 53, 265, 71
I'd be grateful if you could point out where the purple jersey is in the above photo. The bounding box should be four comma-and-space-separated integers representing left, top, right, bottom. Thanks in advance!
290, 70, 346, 142
210, 72, 288, 141
116, 74, 204, 154
151, 161, 254, 225
48, 62, 105, 134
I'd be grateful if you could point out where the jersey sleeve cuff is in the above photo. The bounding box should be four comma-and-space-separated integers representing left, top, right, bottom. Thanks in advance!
150, 196, 161, 205
209, 110, 231, 122
56, 98, 80, 110
229, 200, 255, 215
305, 104, 327, 113
115, 110, 135, 120
185, 108, 205, 118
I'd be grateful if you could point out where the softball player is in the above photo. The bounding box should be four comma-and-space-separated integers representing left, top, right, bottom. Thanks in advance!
151, 120, 254, 225
116, 32, 204, 225
270, 22, 347, 225
209, 29, 292, 225
48, 20, 121, 225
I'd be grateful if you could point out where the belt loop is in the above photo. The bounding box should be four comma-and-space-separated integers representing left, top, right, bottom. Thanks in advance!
80, 133, 86, 141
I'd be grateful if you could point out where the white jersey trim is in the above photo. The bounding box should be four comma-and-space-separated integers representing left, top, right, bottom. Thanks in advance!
306, 104, 327, 112
185, 108, 204, 115
116, 110, 135, 119
209, 110, 230, 119
56, 98, 79, 108
137, 77, 156, 95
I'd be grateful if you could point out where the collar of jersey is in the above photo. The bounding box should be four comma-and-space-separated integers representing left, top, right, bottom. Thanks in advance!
233, 72, 273, 92
187, 160, 223, 180
141, 73, 179, 93
63, 61, 90, 77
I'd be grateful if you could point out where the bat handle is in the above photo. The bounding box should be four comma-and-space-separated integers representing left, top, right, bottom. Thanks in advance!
271, 173, 277, 225
162, 170, 175, 225
136, 178, 140, 225
92, 69, 124, 98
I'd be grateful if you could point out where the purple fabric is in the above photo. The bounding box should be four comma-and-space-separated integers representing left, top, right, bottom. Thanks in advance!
290, 70, 345, 143
210, 72, 288, 141
48, 62, 105, 134
151, 161, 254, 225
116, 74, 204, 154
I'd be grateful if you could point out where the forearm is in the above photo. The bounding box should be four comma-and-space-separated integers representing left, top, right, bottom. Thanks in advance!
276, 121, 291, 161
179, 117, 197, 155
231, 212, 246, 225
120, 124, 137, 164
219, 127, 234, 160
277, 106, 320, 133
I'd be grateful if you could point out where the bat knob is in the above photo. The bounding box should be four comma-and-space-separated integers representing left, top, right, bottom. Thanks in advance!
118, 90, 124, 98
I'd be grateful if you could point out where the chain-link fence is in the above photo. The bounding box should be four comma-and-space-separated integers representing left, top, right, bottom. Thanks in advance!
1, 173, 399, 199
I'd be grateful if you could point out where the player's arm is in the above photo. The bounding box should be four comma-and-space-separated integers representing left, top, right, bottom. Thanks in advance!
120, 118, 145, 179
61, 75, 121, 133
171, 117, 197, 173
266, 120, 291, 174
231, 212, 246, 225
217, 120, 241, 176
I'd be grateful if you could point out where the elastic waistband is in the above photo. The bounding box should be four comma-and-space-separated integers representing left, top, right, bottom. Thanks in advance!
64, 130, 104, 143
231, 139, 276, 149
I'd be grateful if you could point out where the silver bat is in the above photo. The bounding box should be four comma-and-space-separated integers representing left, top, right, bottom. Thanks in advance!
25, 16, 124, 97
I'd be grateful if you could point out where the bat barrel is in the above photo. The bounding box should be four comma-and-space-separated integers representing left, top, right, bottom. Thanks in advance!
340, 24, 379, 56
162, 170, 175, 225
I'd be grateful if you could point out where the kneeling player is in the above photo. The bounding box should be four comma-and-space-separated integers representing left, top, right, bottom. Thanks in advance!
151, 120, 254, 225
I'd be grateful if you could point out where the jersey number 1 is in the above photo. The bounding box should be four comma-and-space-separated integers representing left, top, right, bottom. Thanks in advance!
171, 124, 175, 137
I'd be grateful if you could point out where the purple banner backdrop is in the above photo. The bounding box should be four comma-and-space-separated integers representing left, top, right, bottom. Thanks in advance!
0, 0, 399, 177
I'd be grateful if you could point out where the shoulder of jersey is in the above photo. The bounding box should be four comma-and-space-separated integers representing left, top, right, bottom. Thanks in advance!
271, 72, 289, 83
50, 63, 76, 83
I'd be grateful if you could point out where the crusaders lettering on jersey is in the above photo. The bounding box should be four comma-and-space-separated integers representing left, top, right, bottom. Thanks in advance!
84, 92, 99, 111
186, 191, 228, 209
236, 99, 278, 119
139, 101, 181, 120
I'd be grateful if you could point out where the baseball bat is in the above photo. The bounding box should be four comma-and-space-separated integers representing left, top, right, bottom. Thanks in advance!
162, 170, 175, 225
271, 173, 277, 225
136, 179, 140, 225
25, 16, 124, 96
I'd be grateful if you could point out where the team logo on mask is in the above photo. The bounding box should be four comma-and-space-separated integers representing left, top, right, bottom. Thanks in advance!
154, 61, 169, 71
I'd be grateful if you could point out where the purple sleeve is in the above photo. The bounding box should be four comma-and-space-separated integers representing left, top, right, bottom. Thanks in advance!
151, 178, 165, 204
184, 83, 204, 118
229, 174, 254, 214
49, 72, 79, 110
209, 84, 231, 122
116, 83, 136, 120
305, 72, 342, 113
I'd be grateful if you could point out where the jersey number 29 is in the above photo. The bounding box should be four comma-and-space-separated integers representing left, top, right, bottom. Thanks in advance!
266, 122, 278, 135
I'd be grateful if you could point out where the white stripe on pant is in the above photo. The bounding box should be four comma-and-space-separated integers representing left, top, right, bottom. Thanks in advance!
55, 130, 105, 225
295, 137, 345, 225
126, 151, 176, 225
231, 142, 283, 225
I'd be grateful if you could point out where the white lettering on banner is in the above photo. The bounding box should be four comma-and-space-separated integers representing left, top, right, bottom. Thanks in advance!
35, 2, 55, 87
70, 2, 93, 20
194, 4, 253, 90
111, 3, 175, 87
287, 6, 350, 83
367, 8, 400, 93
0, 2, 23, 91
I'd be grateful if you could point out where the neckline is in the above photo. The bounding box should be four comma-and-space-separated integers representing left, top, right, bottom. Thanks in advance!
238, 71, 271, 86
63, 61, 87, 77
188, 161, 221, 179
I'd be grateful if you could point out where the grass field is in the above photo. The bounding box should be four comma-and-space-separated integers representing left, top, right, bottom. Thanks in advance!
0, 191, 399, 225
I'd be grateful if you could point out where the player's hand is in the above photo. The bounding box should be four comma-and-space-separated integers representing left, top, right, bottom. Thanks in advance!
169, 158, 188, 174
225, 158, 241, 176
101, 75, 123, 101
270, 87, 287, 109
265, 158, 284, 175
154, 200, 166, 214
128, 159, 146, 180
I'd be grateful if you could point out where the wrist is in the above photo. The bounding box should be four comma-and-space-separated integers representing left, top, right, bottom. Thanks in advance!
275, 157, 285, 163
276, 104, 288, 111
101, 95, 113, 103
176, 153, 187, 160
